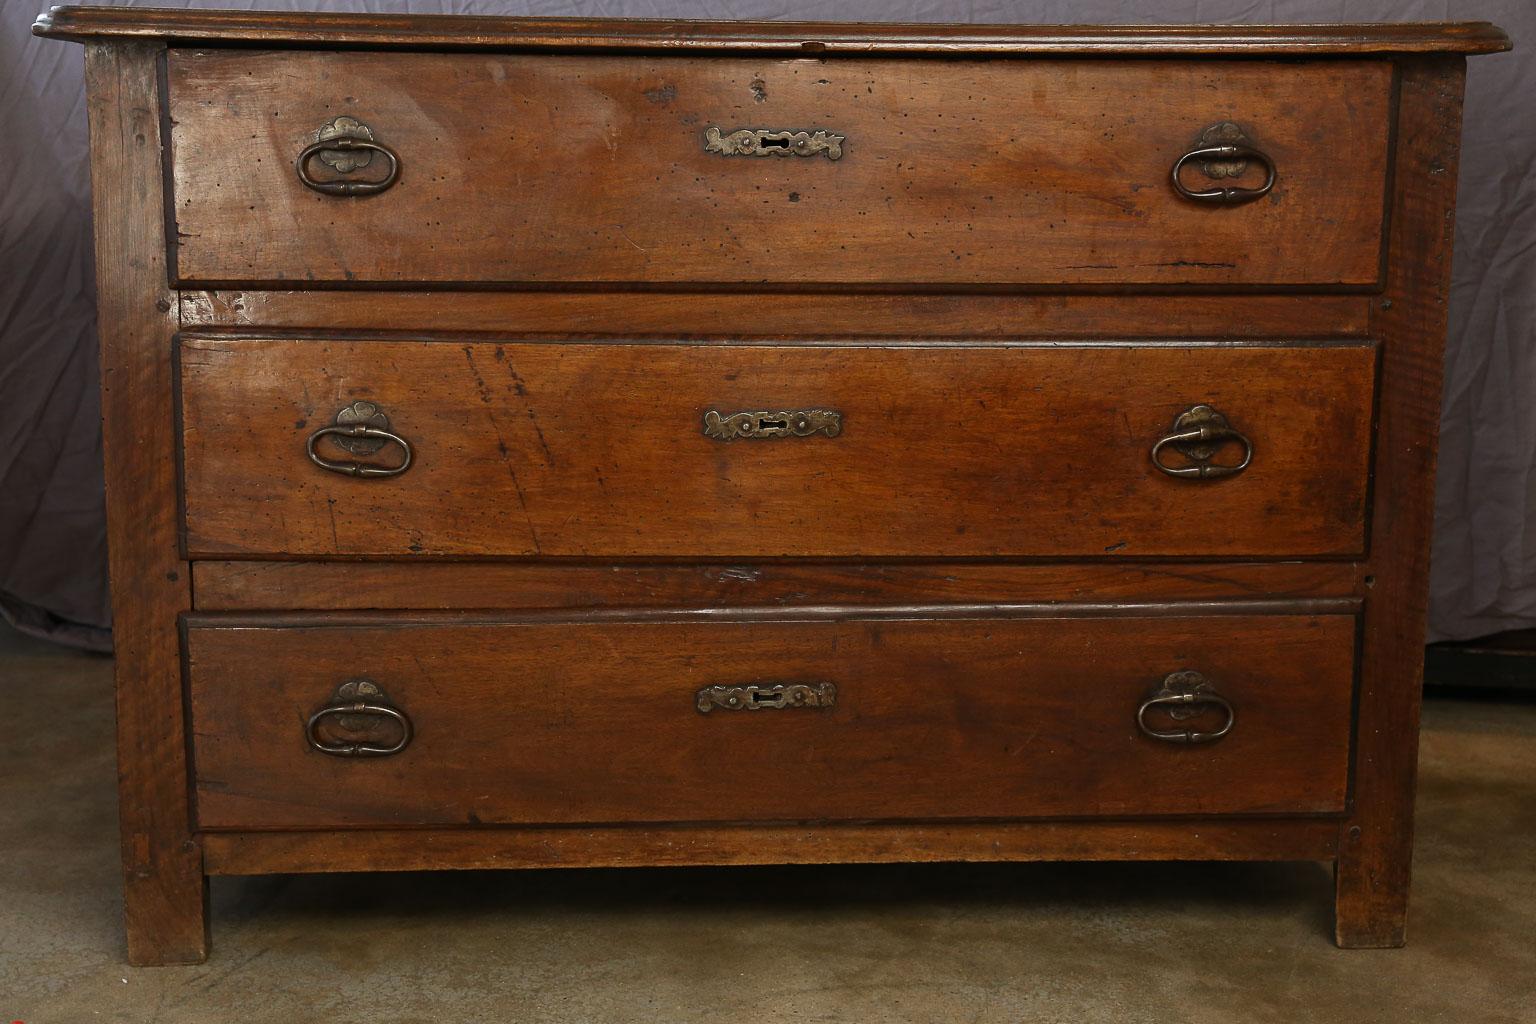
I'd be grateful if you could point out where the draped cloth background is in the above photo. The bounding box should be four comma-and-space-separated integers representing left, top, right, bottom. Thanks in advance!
1, 0, 1530, 650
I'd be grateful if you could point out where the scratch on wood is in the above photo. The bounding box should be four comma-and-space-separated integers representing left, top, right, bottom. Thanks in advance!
503, 359, 556, 468
325, 497, 340, 551
466, 347, 543, 551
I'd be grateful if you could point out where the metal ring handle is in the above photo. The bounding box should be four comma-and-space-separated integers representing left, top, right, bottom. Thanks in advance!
1150, 423, 1253, 480
306, 702, 413, 757
1137, 685, 1235, 745
297, 137, 400, 196
1171, 144, 1276, 204
307, 423, 413, 478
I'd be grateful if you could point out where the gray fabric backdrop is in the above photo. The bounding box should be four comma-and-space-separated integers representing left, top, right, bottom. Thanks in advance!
2, 0, 1529, 650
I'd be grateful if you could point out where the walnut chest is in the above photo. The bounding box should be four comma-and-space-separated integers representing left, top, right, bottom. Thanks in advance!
35, 6, 1510, 963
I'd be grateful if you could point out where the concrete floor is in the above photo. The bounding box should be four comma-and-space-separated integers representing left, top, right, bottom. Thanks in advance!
1, 622, 1532, 1024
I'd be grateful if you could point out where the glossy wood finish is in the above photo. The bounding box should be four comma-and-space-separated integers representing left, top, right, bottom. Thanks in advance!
179, 291, 1374, 338
203, 819, 1341, 876
186, 609, 1357, 829
179, 338, 1377, 559
83, 41, 208, 965
191, 560, 1366, 611
1334, 57, 1468, 950
35, 9, 1513, 56
166, 51, 1391, 287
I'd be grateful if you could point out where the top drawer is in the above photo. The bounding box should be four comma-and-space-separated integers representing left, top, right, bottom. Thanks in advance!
166, 51, 1392, 287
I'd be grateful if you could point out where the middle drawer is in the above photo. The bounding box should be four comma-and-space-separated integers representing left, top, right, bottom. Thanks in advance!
179, 338, 1376, 559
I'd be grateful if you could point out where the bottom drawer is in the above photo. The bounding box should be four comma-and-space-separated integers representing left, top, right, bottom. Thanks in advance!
185, 608, 1357, 830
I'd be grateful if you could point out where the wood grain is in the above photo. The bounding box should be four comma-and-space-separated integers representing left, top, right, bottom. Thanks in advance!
1334, 57, 1468, 950
178, 338, 1378, 559
202, 819, 1340, 876
179, 291, 1374, 338
185, 610, 1358, 829
165, 51, 1392, 287
191, 560, 1366, 612
83, 41, 207, 965
48, 7, 1505, 957
34, 9, 1513, 56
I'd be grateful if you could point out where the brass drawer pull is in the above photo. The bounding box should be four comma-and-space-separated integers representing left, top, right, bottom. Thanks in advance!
307, 401, 413, 478
703, 408, 842, 441
705, 127, 845, 161
1137, 670, 1235, 745
297, 116, 400, 197
1171, 121, 1276, 204
306, 679, 412, 757
1151, 404, 1252, 480
696, 682, 838, 713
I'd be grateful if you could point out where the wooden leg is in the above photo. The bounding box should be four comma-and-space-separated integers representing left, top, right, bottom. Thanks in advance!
84, 40, 208, 965
1332, 55, 1469, 952
123, 838, 209, 965
1334, 828, 1411, 948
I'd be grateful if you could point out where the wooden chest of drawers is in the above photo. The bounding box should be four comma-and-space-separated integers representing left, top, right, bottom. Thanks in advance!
36, 6, 1509, 964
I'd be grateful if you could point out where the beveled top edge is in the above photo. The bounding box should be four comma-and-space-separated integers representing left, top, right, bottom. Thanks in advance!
33, 7, 1512, 56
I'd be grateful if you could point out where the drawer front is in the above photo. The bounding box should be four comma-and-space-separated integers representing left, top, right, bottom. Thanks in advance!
180, 338, 1376, 559
186, 609, 1357, 829
167, 51, 1390, 286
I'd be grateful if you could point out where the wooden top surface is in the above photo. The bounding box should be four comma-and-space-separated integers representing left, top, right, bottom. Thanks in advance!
34, 7, 1511, 55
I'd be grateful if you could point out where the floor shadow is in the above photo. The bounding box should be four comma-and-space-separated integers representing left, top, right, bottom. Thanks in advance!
215, 856, 1337, 939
